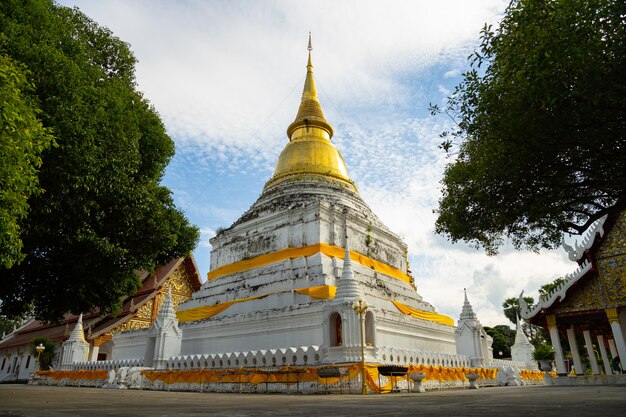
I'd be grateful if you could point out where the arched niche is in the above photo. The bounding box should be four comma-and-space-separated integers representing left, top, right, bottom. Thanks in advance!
329, 312, 343, 347
365, 310, 375, 346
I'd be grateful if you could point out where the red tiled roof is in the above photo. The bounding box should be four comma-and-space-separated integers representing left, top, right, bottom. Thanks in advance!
0, 256, 201, 350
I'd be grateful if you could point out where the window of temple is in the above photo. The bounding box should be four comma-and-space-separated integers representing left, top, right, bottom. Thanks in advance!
25, 355, 31, 369
329, 312, 342, 346
1, 357, 5, 370
365, 311, 375, 346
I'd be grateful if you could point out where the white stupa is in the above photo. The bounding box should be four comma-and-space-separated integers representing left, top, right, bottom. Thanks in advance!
113, 36, 458, 368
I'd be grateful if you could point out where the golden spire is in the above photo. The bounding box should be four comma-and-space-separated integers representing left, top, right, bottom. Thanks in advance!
264, 35, 356, 193
286, 33, 334, 139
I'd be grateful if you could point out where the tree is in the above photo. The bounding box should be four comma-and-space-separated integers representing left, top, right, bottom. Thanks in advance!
502, 296, 534, 325
502, 296, 547, 347
0, 55, 54, 269
31, 336, 56, 370
538, 277, 567, 299
432, 0, 626, 255
484, 325, 515, 358
0, 0, 199, 321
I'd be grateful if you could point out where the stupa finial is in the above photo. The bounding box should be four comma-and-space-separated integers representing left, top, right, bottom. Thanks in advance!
286, 34, 332, 137
459, 289, 477, 321
333, 225, 364, 302
68, 313, 87, 343
264, 35, 356, 193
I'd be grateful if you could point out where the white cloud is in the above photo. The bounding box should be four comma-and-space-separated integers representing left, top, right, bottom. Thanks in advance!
336, 115, 573, 326
60, 0, 507, 158
444, 69, 461, 78
198, 227, 216, 249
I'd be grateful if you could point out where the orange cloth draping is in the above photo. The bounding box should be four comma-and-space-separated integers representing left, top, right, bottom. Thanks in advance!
363, 364, 498, 392
35, 370, 108, 381
206, 244, 412, 285
294, 285, 336, 299
140, 365, 361, 386
177, 285, 337, 323
140, 365, 498, 389
177, 285, 454, 327
391, 300, 455, 326
176, 291, 278, 323
362, 364, 499, 392
520, 370, 544, 381
36, 364, 503, 392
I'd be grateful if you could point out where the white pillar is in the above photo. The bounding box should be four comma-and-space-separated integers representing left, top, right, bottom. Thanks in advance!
597, 335, 612, 375
566, 326, 584, 375
546, 315, 567, 375
608, 338, 618, 360
582, 330, 599, 375
607, 308, 626, 370
89, 344, 100, 362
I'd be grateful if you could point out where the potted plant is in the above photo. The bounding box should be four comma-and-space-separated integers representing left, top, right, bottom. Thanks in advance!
532, 344, 555, 371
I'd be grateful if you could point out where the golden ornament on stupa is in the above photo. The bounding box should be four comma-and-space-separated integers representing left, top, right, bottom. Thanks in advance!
264, 34, 356, 193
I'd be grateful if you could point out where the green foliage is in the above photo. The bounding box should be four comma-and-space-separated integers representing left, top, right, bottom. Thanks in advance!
0, 0, 199, 321
502, 296, 534, 325
484, 325, 515, 358
433, 0, 626, 254
538, 277, 567, 299
31, 336, 56, 370
502, 296, 548, 347
0, 55, 54, 268
532, 343, 555, 361
0, 313, 23, 336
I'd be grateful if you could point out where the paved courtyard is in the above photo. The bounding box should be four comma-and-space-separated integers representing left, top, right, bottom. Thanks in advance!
1, 384, 625, 417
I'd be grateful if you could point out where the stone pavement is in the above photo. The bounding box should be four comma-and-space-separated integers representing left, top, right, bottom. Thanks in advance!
0, 384, 625, 417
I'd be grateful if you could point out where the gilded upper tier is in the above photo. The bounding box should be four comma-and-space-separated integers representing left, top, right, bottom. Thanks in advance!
264, 37, 356, 193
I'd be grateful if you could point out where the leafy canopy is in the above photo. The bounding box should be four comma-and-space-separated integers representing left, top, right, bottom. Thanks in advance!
538, 277, 567, 299
484, 325, 515, 358
0, 0, 199, 321
433, 0, 626, 254
0, 55, 54, 269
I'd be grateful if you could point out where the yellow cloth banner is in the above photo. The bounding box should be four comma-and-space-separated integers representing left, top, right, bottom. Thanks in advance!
520, 369, 544, 381
207, 243, 412, 285
177, 285, 454, 327
37, 364, 501, 391
391, 300, 455, 327
141, 365, 361, 386
294, 285, 336, 299
35, 370, 109, 381
177, 285, 337, 323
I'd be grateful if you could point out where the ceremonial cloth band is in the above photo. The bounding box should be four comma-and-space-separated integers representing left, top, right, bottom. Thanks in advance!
207, 243, 412, 285
176, 285, 454, 326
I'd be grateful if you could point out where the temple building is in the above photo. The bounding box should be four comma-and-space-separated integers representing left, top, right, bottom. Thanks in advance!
0, 257, 201, 382
3, 39, 545, 392
520, 212, 626, 379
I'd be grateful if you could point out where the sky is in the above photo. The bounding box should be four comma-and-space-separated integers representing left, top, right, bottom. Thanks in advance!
58, 0, 578, 326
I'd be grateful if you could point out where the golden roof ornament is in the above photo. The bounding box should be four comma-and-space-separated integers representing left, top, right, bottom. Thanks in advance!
264, 35, 356, 192
286, 33, 334, 139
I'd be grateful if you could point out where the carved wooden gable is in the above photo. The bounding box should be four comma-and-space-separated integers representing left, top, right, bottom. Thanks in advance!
552, 213, 626, 315
596, 212, 626, 307
111, 259, 198, 334
551, 274, 604, 315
